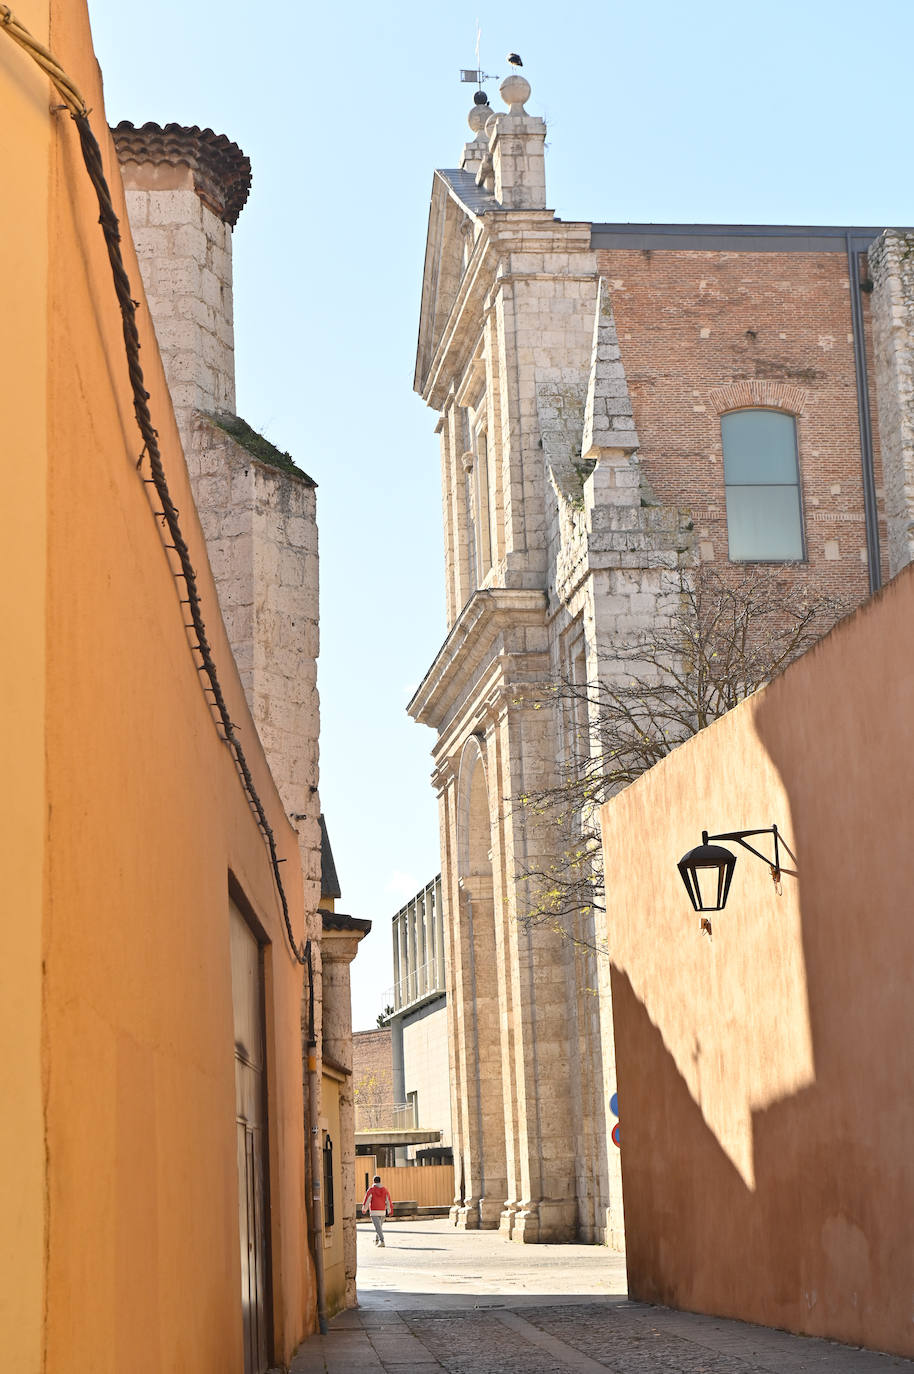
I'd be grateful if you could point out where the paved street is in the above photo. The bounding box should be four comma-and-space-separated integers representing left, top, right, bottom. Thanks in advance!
290, 1219, 914, 1373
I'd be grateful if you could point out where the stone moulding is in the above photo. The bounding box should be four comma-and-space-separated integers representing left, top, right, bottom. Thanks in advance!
407, 587, 547, 731
111, 120, 251, 226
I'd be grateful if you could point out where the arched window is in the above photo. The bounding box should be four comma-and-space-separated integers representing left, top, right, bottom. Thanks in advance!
721, 409, 804, 562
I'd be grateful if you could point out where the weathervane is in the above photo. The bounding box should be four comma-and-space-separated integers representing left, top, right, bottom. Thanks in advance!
460, 21, 498, 96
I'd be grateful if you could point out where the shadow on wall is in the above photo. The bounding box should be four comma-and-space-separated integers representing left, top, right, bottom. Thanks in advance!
610, 568, 914, 1361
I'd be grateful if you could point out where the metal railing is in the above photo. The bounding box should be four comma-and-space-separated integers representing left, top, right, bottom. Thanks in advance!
383, 957, 446, 1015
354, 1101, 418, 1131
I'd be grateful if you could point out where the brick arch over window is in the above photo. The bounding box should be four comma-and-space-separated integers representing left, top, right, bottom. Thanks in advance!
708, 381, 809, 417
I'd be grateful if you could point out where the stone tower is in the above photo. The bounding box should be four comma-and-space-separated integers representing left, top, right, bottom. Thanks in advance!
112, 121, 322, 918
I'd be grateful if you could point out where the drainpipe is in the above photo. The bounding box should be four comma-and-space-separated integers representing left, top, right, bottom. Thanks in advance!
305, 945, 328, 1335
847, 231, 882, 593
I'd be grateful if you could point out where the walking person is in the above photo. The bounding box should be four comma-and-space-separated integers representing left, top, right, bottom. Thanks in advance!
362, 1174, 393, 1247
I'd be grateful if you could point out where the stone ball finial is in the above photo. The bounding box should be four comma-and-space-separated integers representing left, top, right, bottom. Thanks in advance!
499, 73, 531, 114
468, 101, 490, 135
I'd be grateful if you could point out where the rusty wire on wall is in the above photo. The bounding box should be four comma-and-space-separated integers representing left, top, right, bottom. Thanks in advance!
1, 4, 310, 972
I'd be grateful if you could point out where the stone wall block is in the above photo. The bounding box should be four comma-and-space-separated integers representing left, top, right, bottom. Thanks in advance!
130, 225, 169, 260
124, 188, 149, 226
201, 268, 223, 311
172, 222, 207, 261
149, 256, 203, 299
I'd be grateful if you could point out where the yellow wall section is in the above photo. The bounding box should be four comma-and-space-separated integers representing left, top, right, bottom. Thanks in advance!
321, 1074, 346, 1317
0, 2, 50, 1366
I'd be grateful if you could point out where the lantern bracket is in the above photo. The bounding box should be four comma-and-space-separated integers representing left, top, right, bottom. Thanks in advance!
703, 825, 798, 882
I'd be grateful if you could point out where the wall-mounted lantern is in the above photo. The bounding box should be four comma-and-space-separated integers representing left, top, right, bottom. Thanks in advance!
677, 824, 798, 930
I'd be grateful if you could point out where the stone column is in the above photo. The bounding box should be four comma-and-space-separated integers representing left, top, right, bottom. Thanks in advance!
497, 696, 580, 1243
456, 872, 508, 1230
869, 230, 914, 578
321, 919, 370, 1309
391, 912, 402, 1012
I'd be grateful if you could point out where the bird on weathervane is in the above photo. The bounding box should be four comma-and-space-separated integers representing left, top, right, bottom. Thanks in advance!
506, 52, 523, 67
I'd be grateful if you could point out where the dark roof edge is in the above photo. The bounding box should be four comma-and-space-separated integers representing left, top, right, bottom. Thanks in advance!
319, 814, 342, 900
589, 223, 905, 253
322, 911, 372, 935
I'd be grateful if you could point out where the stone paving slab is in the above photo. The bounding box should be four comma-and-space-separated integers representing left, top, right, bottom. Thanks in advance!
290, 1220, 914, 1373
292, 1306, 914, 1374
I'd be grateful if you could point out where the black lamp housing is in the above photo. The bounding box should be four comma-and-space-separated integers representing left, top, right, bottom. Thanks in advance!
677, 824, 797, 914
677, 832, 737, 912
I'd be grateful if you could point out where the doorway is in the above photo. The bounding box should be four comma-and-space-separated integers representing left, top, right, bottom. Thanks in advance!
230, 899, 272, 1374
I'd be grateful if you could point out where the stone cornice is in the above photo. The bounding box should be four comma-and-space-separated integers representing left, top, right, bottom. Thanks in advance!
408, 588, 547, 731
112, 121, 251, 226
422, 233, 499, 409
418, 200, 595, 409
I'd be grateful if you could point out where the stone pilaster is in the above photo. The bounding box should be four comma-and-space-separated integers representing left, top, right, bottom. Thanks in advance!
869, 230, 914, 577
487, 75, 546, 211
322, 919, 371, 1308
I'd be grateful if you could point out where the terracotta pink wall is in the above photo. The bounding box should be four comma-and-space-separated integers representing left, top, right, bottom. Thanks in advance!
599, 566, 914, 1359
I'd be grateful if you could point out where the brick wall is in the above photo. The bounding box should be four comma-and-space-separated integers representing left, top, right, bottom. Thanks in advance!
598, 247, 887, 599
352, 1028, 394, 1107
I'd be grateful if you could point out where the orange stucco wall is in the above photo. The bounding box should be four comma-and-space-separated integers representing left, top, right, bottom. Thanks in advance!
1, 1, 316, 1366
0, 2, 51, 1366
600, 567, 914, 1359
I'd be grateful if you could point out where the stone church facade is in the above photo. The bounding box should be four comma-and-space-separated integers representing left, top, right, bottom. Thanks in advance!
409, 73, 913, 1244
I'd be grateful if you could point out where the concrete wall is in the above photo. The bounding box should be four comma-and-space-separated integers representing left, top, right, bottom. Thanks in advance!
401, 999, 452, 1146
0, 2, 316, 1364
599, 568, 914, 1359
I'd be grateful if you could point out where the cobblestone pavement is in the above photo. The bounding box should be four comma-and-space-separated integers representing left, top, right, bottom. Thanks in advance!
290, 1219, 914, 1374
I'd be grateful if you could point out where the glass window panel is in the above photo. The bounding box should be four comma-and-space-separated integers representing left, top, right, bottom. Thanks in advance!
726, 485, 804, 561
722, 410, 798, 486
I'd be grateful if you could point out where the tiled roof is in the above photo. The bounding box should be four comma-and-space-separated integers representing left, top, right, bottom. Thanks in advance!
436, 168, 500, 217
322, 911, 372, 935
111, 121, 251, 226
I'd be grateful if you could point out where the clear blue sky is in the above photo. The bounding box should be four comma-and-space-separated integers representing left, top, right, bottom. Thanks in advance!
86, 0, 914, 1029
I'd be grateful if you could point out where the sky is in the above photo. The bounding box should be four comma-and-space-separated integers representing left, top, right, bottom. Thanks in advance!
85, 0, 914, 1029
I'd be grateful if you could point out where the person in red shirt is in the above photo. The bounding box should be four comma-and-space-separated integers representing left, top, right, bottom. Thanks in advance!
362, 1174, 393, 1246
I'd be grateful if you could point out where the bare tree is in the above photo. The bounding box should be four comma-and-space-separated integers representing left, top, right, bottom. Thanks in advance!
516, 567, 849, 934
353, 1071, 385, 1129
